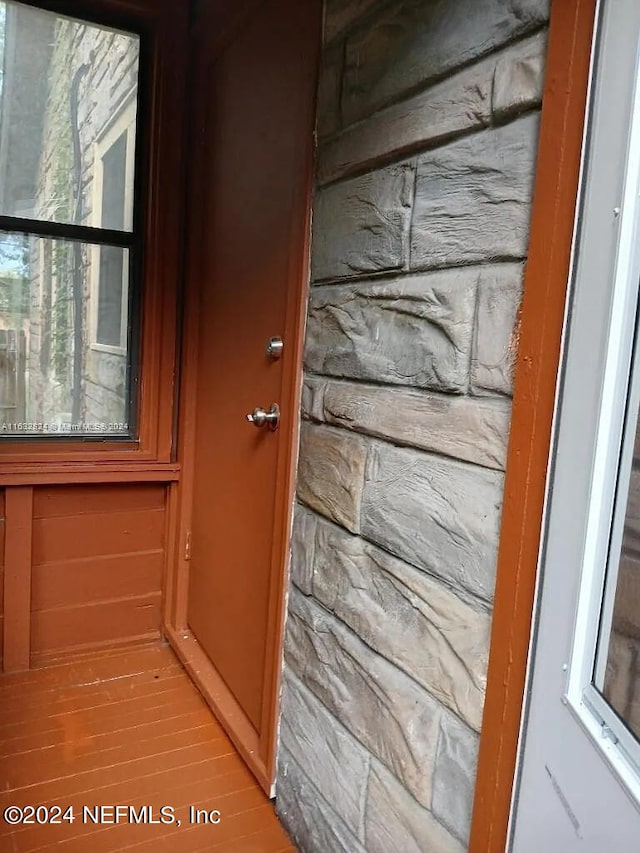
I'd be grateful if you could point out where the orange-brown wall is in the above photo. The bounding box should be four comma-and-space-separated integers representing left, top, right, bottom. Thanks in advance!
31, 484, 166, 662
0, 492, 5, 664
1, 483, 167, 669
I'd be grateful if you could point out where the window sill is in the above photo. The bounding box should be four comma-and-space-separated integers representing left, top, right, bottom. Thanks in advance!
0, 459, 181, 486
89, 342, 128, 356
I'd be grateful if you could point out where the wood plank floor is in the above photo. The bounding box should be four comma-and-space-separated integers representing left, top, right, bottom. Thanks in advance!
0, 642, 294, 852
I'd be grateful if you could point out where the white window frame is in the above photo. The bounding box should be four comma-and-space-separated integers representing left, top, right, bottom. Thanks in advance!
89, 92, 137, 356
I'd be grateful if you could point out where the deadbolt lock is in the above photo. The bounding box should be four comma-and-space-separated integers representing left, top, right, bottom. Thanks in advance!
266, 337, 284, 360
246, 403, 280, 431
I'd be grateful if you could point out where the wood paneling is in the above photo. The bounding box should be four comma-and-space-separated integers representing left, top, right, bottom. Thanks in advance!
32, 511, 163, 563
3, 488, 33, 672
0, 642, 291, 852
0, 490, 5, 667
32, 484, 165, 517
30, 485, 166, 659
31, 552, 163, 610
31, 595, 162, 660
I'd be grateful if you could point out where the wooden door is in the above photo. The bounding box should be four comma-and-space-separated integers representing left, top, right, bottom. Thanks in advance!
173, 0, 321, 793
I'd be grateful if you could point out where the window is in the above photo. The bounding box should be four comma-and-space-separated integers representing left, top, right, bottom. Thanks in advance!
90, 98, 137, 354
0, 1, 141, 437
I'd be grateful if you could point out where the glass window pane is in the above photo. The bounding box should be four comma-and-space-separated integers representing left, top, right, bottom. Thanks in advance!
597, 364, 640, 738
0, 1, 139, 230
0, 231, 133, 437
97, 245, 125, 347
101, 133, 128, 231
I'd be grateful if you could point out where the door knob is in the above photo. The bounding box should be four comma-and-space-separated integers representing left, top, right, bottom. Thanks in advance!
246, 403, 280, 431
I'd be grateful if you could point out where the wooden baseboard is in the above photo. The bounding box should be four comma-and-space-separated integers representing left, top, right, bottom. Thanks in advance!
165, 624, 272, 797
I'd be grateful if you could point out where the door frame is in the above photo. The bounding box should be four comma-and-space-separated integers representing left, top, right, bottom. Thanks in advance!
162, 1, 320, 796
469, 0, 599, 849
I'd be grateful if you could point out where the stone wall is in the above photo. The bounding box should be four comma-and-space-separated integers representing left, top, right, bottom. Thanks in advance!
276, 0, 549, 850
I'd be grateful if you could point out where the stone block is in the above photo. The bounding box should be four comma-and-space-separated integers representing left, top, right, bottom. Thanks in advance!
342, 0, 550, 124
311, 163, 413, 281
289, 504, 318, 594
432, 712, 479, 845
319, 50, 494, 184
301, 378, 326, 423
324, 0, 381, 43
284, 589, 442, 806
471, 263, 524, 396
311, 515, 491, 730
306, 376, 510, 470
297, 423, 368, 533
300, 378, 325, 422
317, 42, 343, 140
279, 671, 369, 831
411, 115, 540, 269
277, 747, 367, 853
305, 269, 477, 392
361, 442, 503, 603
366, 759, 464, 853
493, 31, 548, 120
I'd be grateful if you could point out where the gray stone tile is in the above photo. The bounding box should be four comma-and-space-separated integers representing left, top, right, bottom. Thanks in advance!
289, 504, 318, 594
311, 163, 414, 281
297, 423, 368, 534
342, 0, 549, 123
319, 51, 493, 184
311, 515, 491, 729
432, 711, 480, 844
305, 376, 511, 470
471, 263, 524, 396
279, 670, 370, 832
324, 0, 381, 43
366, 759, 465, 853
305, 270, 477, 392
411, 115, 540, 269
317, 42, 344, 140
277, 747, 367, 853
361, 442, 503, 603
492, 30, 548, 120
284, 589, 442, 806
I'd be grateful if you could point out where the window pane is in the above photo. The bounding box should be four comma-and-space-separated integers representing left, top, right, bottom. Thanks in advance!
101, 133, 127, 231
0, 1, 139, 230
0, 231, 133, 437
97, 245, 124, 347
597, 360, 640, 738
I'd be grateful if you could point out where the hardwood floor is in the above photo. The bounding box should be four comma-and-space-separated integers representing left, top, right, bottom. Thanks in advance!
0, 642, 294, 852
